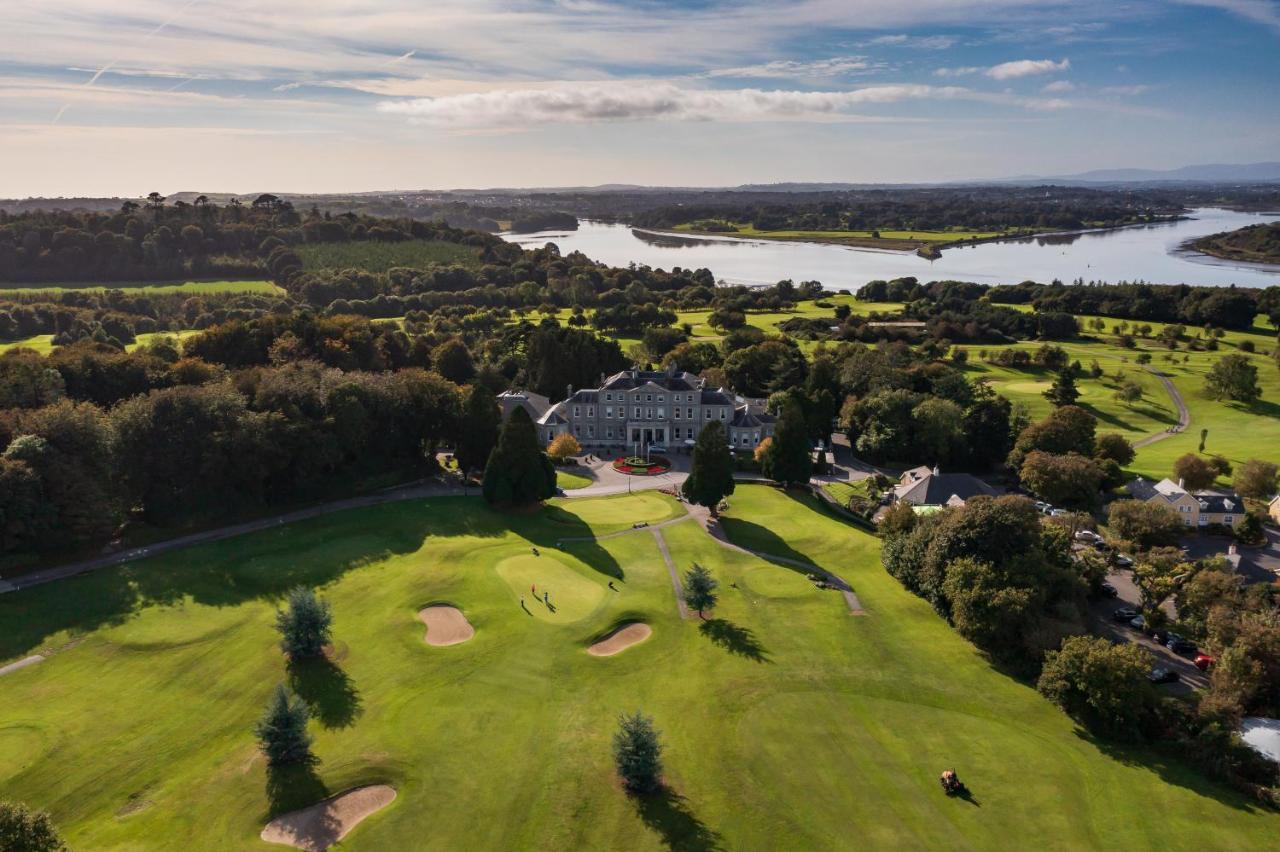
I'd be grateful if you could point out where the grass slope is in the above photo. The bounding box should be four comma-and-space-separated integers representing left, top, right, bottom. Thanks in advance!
0, 280, 280, 296
1, 487, 1276, 849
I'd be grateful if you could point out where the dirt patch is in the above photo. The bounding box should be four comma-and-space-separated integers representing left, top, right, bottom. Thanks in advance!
0, 655, 44, 677
588, 623, 652, 656
418, 605, 475, 646
261, 784, 396, 851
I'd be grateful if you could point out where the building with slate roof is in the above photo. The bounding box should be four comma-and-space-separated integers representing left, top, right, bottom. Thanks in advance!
892, 465, 999, 508
1126, 476, 1247, 529
517, 365, 775, 453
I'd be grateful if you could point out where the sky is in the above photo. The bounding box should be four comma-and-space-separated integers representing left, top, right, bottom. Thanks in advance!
1, 0, 1278, 197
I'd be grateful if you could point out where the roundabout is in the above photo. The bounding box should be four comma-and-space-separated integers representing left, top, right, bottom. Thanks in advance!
612, 454, 672, 475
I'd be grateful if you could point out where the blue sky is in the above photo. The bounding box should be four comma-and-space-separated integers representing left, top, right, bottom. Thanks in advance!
1, 0, 1277, 196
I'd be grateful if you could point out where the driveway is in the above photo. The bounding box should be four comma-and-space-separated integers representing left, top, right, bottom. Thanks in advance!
1088, 567, 1207, 694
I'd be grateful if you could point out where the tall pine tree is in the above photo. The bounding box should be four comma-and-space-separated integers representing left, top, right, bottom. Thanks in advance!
612, 711, 664, 794
681, 421, 735, 516
255, 685, 313, 766
762, 400, 812, 487
1044, 369, 1080, 408
482, 407, 557, 506
456, 384, 501, 475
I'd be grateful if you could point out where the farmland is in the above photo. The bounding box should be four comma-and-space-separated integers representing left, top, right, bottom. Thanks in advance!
296, 240, 484, 273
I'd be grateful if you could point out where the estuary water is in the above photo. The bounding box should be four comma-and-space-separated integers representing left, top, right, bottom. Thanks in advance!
505, 207, 1280, 290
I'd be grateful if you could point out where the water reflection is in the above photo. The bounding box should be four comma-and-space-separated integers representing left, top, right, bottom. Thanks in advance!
505, 208, 1280, 289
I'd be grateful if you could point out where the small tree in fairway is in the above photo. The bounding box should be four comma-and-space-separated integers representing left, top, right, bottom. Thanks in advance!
682, 421, 735, 516
255, 685, 314, 766
276, 587, 333, 659
1044, 369, 1080, 407
613, 711, 664, 794
762, 400, 812, 487
683, 563, 719, 619
482, 407, 556, 507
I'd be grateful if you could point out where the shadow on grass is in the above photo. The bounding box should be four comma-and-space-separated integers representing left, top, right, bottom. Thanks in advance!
265, 756, 327, 819
698, 618, 770, 663
633, 786, 723, 851
1074, 727, 1262, 813
516, 504, 624, 580
0, 497, 505, 661
287, 656, 362, 729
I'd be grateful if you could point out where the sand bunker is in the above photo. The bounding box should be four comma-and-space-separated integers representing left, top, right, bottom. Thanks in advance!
588, 623, 652, 656
418, 605, 475, 646
0, 655, 44, 677
261, 784, 396, 851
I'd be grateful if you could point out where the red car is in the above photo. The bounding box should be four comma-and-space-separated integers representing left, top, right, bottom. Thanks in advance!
1194, 654, 1215, 671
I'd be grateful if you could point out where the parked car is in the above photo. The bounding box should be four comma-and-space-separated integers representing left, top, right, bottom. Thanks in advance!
1112, 607, 1139, 623
1194, 654, 1216, 671
1049, 508, 1069, 517
1165, 633, 1197, 655
1112, 554, 1134, 569
1093, 540, 1112, 552
1034, 501, 1050, 513
1099, 581, 1119, 598
1149, 667, 1181, 685
1129, 615, 1146, 631
1075, 530, 1102, 543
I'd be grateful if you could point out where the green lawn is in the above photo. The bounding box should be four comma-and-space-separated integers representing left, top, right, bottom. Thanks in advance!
556, 469, 594, 490
1, 487, 1276, 849
0, 280, 281, 296
0, 334, 54, 355
296, 240, 482, 273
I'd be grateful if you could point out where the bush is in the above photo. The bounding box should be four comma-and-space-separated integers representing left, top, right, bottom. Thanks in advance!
1234, 512, 1265, 545
276, 587, 333, 659
613, 711, 664, 794
0, 801, 66, 852
1038, 635, 1157, 739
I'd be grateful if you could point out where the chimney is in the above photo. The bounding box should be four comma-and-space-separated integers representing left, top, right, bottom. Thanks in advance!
1177, 477, 1184, 489
599, 372, 605, 387
932, 464, 940, 476
567, 384, 573, 400
1228, 543, 1238, 556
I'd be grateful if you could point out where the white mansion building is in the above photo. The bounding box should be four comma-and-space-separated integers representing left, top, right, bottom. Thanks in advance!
499, 366, 776, 454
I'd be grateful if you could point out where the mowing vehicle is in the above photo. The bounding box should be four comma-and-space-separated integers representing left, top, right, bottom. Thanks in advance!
940, 769, 968, 796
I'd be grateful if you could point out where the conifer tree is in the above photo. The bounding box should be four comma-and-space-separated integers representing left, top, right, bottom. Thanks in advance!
275, 587, 333, 659
482, 407, 556, 506
255, 685, 313, 766
681, 421, 734, 516
1044, 369, 1080, 407
456, 384, 501, 475
612, 711, 664, 794
762, 400, 812, 487
683, 563, 719, 619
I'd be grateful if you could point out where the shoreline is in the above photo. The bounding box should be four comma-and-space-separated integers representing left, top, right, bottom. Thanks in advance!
642, 215, 1188, 259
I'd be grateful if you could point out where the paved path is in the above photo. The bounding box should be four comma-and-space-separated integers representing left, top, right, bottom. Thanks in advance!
0, 655, 44, 677
1133, 367, 1191, 449
650, 528, 691, 619
2, 480, 465, 594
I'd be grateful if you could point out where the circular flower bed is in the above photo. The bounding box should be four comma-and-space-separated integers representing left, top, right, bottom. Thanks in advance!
613, 455, 672, 476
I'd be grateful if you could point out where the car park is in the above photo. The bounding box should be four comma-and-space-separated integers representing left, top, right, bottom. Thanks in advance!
1149, 667, 1181, 685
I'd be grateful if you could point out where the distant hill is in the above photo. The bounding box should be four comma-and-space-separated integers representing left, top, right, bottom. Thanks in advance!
1018, 162, 1280, 185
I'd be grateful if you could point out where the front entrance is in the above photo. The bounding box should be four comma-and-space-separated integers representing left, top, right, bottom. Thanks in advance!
628, 427, 667, 446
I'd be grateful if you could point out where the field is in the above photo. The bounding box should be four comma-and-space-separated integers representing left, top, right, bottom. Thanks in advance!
296, 240, 483, 273
0, 280, 281, 296
2, 486, 1277, 849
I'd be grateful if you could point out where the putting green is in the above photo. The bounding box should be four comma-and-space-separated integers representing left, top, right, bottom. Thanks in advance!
0, 724, 49, 781
551, 493, 677, 527
494, 553, 607, 623
739, 563, 815, 599
997, 381, 1051, 394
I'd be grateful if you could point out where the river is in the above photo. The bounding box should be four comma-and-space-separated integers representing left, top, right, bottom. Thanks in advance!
505, 207, 1280, 290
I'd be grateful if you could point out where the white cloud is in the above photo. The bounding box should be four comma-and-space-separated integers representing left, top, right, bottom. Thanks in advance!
376, 81, 1080, 127
1042, 79, 1075, 92
865, 34, 958, 49
1098, 84, 1151, 95
707, 56, 883, 78
934, 66, 983, 77
986, 58, 1071, 79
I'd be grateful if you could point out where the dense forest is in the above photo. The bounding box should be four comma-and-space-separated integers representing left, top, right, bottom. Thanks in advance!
1193, 221, 1280, 266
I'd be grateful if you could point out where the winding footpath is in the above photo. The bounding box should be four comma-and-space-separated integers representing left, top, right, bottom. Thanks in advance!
1132, 366, 1192, 449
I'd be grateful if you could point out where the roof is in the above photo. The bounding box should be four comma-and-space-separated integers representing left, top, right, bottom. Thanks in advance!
497, 390, 550, 422
893, 472, 997, 507
1126, 477, 1244, 512
700, 388, 734, 405
599, 368, 701, 393
730, 405, 776, 428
